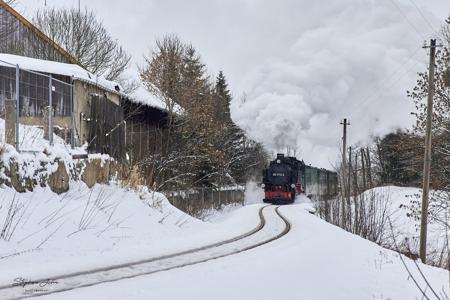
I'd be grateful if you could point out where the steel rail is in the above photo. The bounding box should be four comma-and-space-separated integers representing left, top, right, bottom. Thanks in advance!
2, 205, 291, 299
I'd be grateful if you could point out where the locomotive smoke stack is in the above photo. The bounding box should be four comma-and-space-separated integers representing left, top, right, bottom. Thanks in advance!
276, 153, 285, 159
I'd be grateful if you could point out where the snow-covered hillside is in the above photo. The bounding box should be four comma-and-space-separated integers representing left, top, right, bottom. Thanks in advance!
0, 122, 447, 299
359, 186, 449, 267
33, 202, 449, 300
0, 182, 261, 285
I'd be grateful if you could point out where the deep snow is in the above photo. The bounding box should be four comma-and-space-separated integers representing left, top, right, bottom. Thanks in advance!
0, 182, 261, 285
0, 182, 448, 299
35, 203, 449, 300
360, 186, 449, 267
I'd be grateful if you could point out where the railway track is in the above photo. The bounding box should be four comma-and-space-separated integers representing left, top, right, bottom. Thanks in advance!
0, 205, 291, 299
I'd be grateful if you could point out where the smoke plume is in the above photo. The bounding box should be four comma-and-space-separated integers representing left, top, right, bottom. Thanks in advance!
232, 0, 439, 168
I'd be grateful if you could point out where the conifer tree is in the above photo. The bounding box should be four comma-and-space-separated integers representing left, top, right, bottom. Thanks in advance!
214, 71, 232, 124
180, 44, 208, 111
140, 35, 268, 188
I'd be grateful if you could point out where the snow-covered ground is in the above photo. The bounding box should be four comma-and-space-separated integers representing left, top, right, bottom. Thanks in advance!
360, 186, 449, 266
0, 118, 87, 183
0, 121, 448, 298
0, 182, 262, 286
0, 118, 86, 154
34, 202, 449, 300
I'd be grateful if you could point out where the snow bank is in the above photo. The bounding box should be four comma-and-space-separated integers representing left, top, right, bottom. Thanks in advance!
0, 182, 262, 284
368, 186, 449, 266
36, 204, 449, 300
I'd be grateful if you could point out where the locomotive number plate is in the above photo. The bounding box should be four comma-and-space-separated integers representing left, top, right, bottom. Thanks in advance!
272, 173, 285, 177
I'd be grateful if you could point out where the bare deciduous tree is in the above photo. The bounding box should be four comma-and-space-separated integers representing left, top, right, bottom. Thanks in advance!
33, 7, 131, 83
138, 35, 268, 190
140, 34, 185, 155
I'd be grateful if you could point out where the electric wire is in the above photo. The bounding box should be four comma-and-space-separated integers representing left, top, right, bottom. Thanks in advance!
348, 45, 423, 119
407, 0, 440, 37
388, 0, 427, 41
346, 0, 430, 121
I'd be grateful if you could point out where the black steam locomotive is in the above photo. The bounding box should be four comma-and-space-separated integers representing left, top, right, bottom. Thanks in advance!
262, 154, 338, 204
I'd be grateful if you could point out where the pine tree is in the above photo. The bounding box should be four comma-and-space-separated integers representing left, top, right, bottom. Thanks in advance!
180, 44, 208, 111
214, 71, 232, 124
139, 36, 268, 188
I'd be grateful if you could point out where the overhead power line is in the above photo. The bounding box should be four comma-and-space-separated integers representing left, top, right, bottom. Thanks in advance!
407, 0, 439, 36
348, 45, 423, 118
388, 0, 427, 41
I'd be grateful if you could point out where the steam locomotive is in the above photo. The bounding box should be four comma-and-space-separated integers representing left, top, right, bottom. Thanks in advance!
262, 154, 338, 204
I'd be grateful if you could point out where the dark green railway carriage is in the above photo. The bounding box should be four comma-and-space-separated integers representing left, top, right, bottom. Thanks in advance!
302, 165, 338, 201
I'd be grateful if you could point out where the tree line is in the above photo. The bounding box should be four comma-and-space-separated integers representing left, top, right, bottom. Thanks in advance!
29, 7, 267, 190
138, 35, 267, 189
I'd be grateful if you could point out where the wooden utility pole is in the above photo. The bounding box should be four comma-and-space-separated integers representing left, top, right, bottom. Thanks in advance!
340, 118, 350, 227
361, 148, 367, 191
366, 147, 372, 188
348, 146, 352, 197
354, 151, 358, 193
420, 39, 439, 263
348, 146, 353, 231
353, 150, 359, 233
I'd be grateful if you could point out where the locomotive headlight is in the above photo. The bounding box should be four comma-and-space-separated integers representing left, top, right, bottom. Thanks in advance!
291, 184, 295, 188
261, 183, 265, 188
276, 159, 281, 164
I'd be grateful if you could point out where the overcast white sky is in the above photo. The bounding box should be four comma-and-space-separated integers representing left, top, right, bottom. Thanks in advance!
16, 0, 450, 167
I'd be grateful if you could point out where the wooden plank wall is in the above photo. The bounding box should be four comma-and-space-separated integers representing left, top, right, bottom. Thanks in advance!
88, 95, 125, 160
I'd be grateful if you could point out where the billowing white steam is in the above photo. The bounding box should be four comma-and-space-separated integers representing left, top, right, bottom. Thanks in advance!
232, 0, 438, 168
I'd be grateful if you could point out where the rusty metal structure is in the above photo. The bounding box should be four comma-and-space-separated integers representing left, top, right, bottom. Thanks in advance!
0, 1, 80, 65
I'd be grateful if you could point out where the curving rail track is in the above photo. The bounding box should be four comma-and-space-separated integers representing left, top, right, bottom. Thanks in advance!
0, 205, 291, 300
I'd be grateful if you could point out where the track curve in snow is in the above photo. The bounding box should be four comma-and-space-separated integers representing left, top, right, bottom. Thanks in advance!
0, 205, 291, 300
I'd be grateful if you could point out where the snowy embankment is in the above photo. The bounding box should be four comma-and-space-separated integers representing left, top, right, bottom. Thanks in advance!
37, 203, 449, 300
362, 186, 448, 266
0, 182, 262, 285
0, 118, 263, 287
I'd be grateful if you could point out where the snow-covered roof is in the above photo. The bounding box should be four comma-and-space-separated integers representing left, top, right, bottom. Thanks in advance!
129, 83, 183, 114
129, 83, 168, 111
0, 53, 177, 113
0, 53, 121, 96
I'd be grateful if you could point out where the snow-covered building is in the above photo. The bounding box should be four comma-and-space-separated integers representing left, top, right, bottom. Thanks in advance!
0, 53, 169, 160
0, 2, 170, 161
